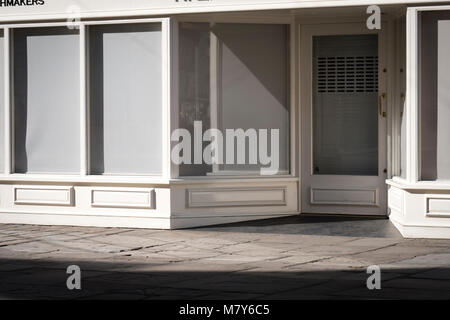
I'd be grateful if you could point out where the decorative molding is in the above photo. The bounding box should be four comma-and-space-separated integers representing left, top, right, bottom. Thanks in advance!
187, 187, 287, 208
91, 188, 156, 209
14, 185, 74, 206
425, 195, 450, 217
310, 187, 379, 206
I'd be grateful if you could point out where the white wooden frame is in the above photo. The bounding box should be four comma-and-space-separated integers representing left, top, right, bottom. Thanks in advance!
0, 18, 172, 184
299, 21, 389, 216
0, 15, 298, 185
389, 5, 450, 190
0, 0, 446, 24
172, 14, 297, 180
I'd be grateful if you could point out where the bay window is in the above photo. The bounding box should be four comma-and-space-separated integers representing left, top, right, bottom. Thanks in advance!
419, 11, 450, 181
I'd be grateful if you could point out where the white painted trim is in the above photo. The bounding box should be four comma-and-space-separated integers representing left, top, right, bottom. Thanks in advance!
171, 176, 299, 184
299, 22, 387, 216
162, 18, 171, 180
386, 178, 450, 191
173, 18, 295, 180
408, 5, 450, 11
175, 13, 292, 24
406, 7, 419, 183
289, 17, 297, 179
0, 17, 169, 180
388, 186, 403, 213
85, 23, 92, 175
0, 212, 171, 229
0, 174, 171, 184
79, 24, 87, 176
386, 19, 395, 179
297, 20, 302, 213
90, 187, 156, 209
13, 185, 74, 206
310, 187, 379, 206
210, 29, 220, 174
391, 15, 406, 179
170, 18, 179, 179
0, 1, 445, 23
3, 27, 10, 175
8, 28, 14, 174
390, 217, 450, 239
424, 194, 450, 218
0, 18, 165, 29
187, 186, 287, 208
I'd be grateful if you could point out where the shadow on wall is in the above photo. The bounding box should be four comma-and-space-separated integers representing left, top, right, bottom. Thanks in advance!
0, 257, 449, 299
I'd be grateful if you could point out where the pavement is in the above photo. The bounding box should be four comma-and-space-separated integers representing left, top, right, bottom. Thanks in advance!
1, 215, 450, 299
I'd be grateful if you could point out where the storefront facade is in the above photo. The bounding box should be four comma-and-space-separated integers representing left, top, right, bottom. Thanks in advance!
0, 0, 448, 238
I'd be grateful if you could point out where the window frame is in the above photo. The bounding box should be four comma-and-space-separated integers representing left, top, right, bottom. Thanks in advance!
172, 15, 296, 179
0, 18, 171, 183
391, 5, 450, 189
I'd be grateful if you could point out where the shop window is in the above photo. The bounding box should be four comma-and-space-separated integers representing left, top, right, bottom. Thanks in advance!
89, 23, 162, 175
178, 22, 290, 176
0, 31, 4, 173
13, 28, 80, 173
420, 11, 450, 180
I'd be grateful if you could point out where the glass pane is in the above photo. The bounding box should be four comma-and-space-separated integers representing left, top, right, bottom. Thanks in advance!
313, 35, 378, 176
420, 11, 450, 180
89, 23, 162, 175
178, 22, 290, 176
0, 31, 4, 173
13, 28, 80, 174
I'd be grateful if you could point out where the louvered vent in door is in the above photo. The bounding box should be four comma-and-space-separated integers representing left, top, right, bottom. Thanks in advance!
317, 56, 378, 93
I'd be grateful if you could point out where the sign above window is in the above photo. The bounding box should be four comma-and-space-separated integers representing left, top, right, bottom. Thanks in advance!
0, 0, 445, 23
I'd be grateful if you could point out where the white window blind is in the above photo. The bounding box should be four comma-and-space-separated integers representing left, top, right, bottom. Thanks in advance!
13, 28, 80, 174
89, 23, 162, 175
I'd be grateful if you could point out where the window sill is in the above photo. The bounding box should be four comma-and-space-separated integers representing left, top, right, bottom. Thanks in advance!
0, 174, 299, 186
386, 178, 450, 191
0, 174, 170, 185
170, 175, 299, 184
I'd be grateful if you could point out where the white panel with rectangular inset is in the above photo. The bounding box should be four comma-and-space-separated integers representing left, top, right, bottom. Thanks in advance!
187, 187, 287, 208
91, 188, 155, 209
14, 186, 74, 206
426, 195, 450, 217
310, 187, 378, 206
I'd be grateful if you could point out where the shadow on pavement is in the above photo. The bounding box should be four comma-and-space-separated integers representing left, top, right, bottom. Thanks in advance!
0, 257, 449, 300
196, 215, 402, 238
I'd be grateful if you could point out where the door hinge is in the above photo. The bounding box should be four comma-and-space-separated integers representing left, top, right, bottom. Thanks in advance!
379, 92, 386, 117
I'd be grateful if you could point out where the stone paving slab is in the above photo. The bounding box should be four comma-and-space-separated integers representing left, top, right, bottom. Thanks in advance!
0, 216, 450, 299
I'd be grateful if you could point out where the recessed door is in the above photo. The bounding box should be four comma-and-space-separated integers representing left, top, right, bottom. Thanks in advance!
301, 23, 387, 215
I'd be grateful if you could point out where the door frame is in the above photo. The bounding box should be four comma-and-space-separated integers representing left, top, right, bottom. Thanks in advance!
298, 22, 388, 216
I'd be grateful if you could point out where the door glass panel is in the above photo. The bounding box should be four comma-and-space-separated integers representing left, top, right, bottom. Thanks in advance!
313, 34, 378, 176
